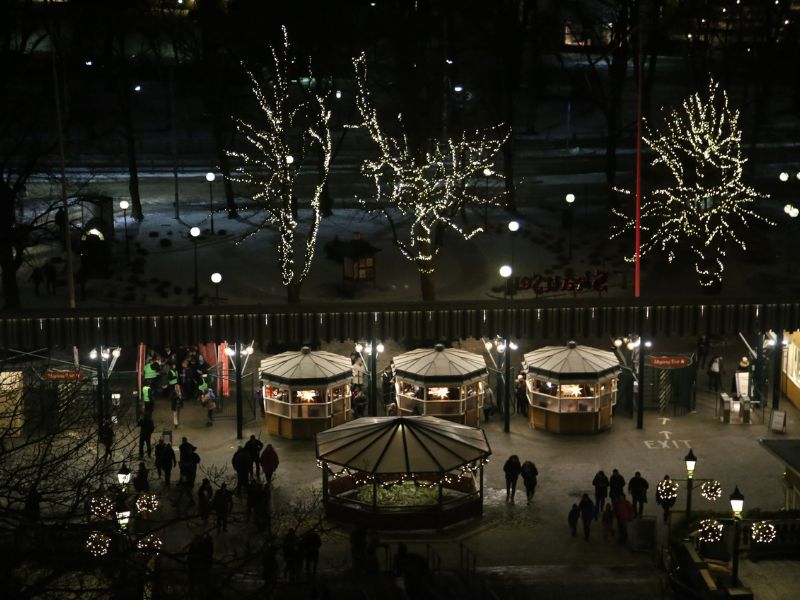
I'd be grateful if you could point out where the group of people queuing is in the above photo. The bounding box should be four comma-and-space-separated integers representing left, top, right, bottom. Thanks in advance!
141, 345, 217, 428
568, 469, 651, 543
502, 455, 539, 504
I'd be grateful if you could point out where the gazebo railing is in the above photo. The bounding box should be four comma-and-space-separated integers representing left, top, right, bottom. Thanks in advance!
396, 393, 483, 417
527, 390, 615, 414
266, 398, 341, 419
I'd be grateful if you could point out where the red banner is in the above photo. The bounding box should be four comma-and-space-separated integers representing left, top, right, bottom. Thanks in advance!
44, 370, 83, 382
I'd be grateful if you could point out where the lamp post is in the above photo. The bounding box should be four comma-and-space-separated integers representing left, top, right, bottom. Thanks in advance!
119, 200, 130, 265
483, 168, 493, 226
565, 193, 575, 260
190, 227, 200, 305
685, 448, 696, 520
211, 272, 222, 305
90, 346, 120, 429
117, 462, 132, 490
615, 335, 649, 428
508, 220, 519, 280
206, 172, 216, 234
730, 486, 744, 587
225, 343, 254, 440
355, 341, 384, 416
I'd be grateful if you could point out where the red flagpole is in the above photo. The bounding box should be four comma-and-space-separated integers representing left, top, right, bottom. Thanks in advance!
634, 19, 643, 299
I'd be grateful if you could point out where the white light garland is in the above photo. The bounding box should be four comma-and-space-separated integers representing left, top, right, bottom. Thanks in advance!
611, 79, 773, 287
136, 534, 163, 555
90, 495, 114, 519
228, 26, 332, 292
86, 532, 111, 557
700, 480, 723, 501
699, 519, 723, 543
135, 493, 159, 515
351, 53, 508, 276
751, 521, 776, 544
656, 478, 679, 502
317, 458, 488, 489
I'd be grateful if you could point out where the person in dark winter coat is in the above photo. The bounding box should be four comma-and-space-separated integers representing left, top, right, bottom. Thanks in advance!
628, 472, 649, 518
592, 470, 609, 518
232, 446, 252, 493
609, 469, 625, 505
260, 444, 280, 483
212, 483, 233, 533
301, 530, 322, 578
615, 493, 635, 543
578, 493, 595, 541
521, 461, 539, 503
99, 419, 114, 459
133, 462, 150, 493
568, 504, 580, 537
282, 528, 300, 581
503, 455, 523, 503
198, 478, 213, 522
179, 437, 196, 463
157, 440, 176, 486
244, 434, 264, 479
138, 414, 155, 459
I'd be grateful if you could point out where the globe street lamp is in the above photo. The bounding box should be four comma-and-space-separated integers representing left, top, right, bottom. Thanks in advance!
355, 341, 385, 416
211, 272, 222, 305
224, 343, 255, 439
190, 227, 201, 305
565, 193, 576, 260
117, 462, 132, 488
685, 448, 697, 520
730, 486, 744, 587
205, 173, 216, 234
119, 200, 130, 265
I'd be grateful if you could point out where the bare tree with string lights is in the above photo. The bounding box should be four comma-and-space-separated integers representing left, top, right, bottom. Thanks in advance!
610, 79, 773, 289
351, 54, 508, 302
227, 27, 332, 304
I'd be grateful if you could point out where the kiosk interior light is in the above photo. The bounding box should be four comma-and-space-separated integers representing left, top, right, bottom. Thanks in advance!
428, 387, 449, 399
297, 390, 317, 402
561, 384, 583, 398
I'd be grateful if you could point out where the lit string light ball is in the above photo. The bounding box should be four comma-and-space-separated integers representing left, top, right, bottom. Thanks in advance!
135, 493, 159, 515
700, 480, 723, 501
751, 521, 776, 544
86, 532, 111, 557
699, 519, 723, 543
90, 495, 114, 519
136, 534, 163, 555
656, 479, 679, 502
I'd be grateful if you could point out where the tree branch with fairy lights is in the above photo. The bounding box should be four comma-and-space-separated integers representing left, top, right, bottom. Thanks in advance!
610, 79, 773, 288
351, 54, 508, 301
227, 26, 332, 304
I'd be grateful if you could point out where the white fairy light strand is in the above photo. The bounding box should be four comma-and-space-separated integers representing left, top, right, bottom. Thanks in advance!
751, 521, 776, 544
611, 79, 773, 287
351, 53, 508, 275
656, 478, 679, 502
227, 25, 332, 289
700, 480, 723, 501
699, 519, 723, 543
90, 495, 114, 519
86, 532, 111, 557
135, 493, 159, 515
317, 458, 488, 489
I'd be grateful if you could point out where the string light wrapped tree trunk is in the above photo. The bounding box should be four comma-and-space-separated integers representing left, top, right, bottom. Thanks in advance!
611, 79, 772, 289
352, 54, 508, 302
228, 27, 332, 304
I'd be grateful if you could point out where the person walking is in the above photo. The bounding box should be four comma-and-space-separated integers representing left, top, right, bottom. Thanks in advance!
133, 462, 150, 493
301, 529, 322, 579
568, 504, 580, 537
615, 493, 635, 544
656, 475, 677, 524
179, 437, 196, 463
708, 356, 722, 393
201, 386, 216, 426
628, 471, 649, 518
592, 470, 609, 518
98, 419, 114, 459
137, 413, 155, 459
609, 468, 625, 506
260, 444, 280, 484
232, 446, 252, 494
515, 376, 528, 416
158, 439, 176, 486
482, 386, 495, 422
578, 493, 595, 541
244, 434, 263, 479
282, 528, 300, 581
171, 383, 183, 429
503, 455, 522, 503
601, 504, 615, 540
198, 478, 213, 522
521, 460, 539, 504
212, 482, 233, 533
178, 448, 200, 506
141, 381, 153, 416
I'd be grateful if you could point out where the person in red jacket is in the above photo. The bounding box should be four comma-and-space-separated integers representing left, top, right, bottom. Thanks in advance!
260, 444, 280, 484
615, 493, 635, 544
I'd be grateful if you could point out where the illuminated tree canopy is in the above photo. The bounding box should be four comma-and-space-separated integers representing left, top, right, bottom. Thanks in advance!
611, 79, 772, 287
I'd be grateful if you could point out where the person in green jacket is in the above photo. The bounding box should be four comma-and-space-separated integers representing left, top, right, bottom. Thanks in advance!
142, 382, 153, 415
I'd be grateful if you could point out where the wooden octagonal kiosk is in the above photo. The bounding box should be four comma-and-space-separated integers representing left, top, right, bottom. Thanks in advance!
523, 341, 622, 434
260, 347, 352, 440
392, 344, 488, 427
316, 416, 491, 530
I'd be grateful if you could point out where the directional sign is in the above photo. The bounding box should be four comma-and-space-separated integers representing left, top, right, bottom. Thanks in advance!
44, 370, 83, 382
649, 356, 691, 368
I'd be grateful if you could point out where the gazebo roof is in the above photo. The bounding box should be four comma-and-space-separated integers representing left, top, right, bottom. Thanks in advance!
315, 416, 491, 475
522, 341, 621, 380
259, 347, 352, 386
392, 344, 488, 384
